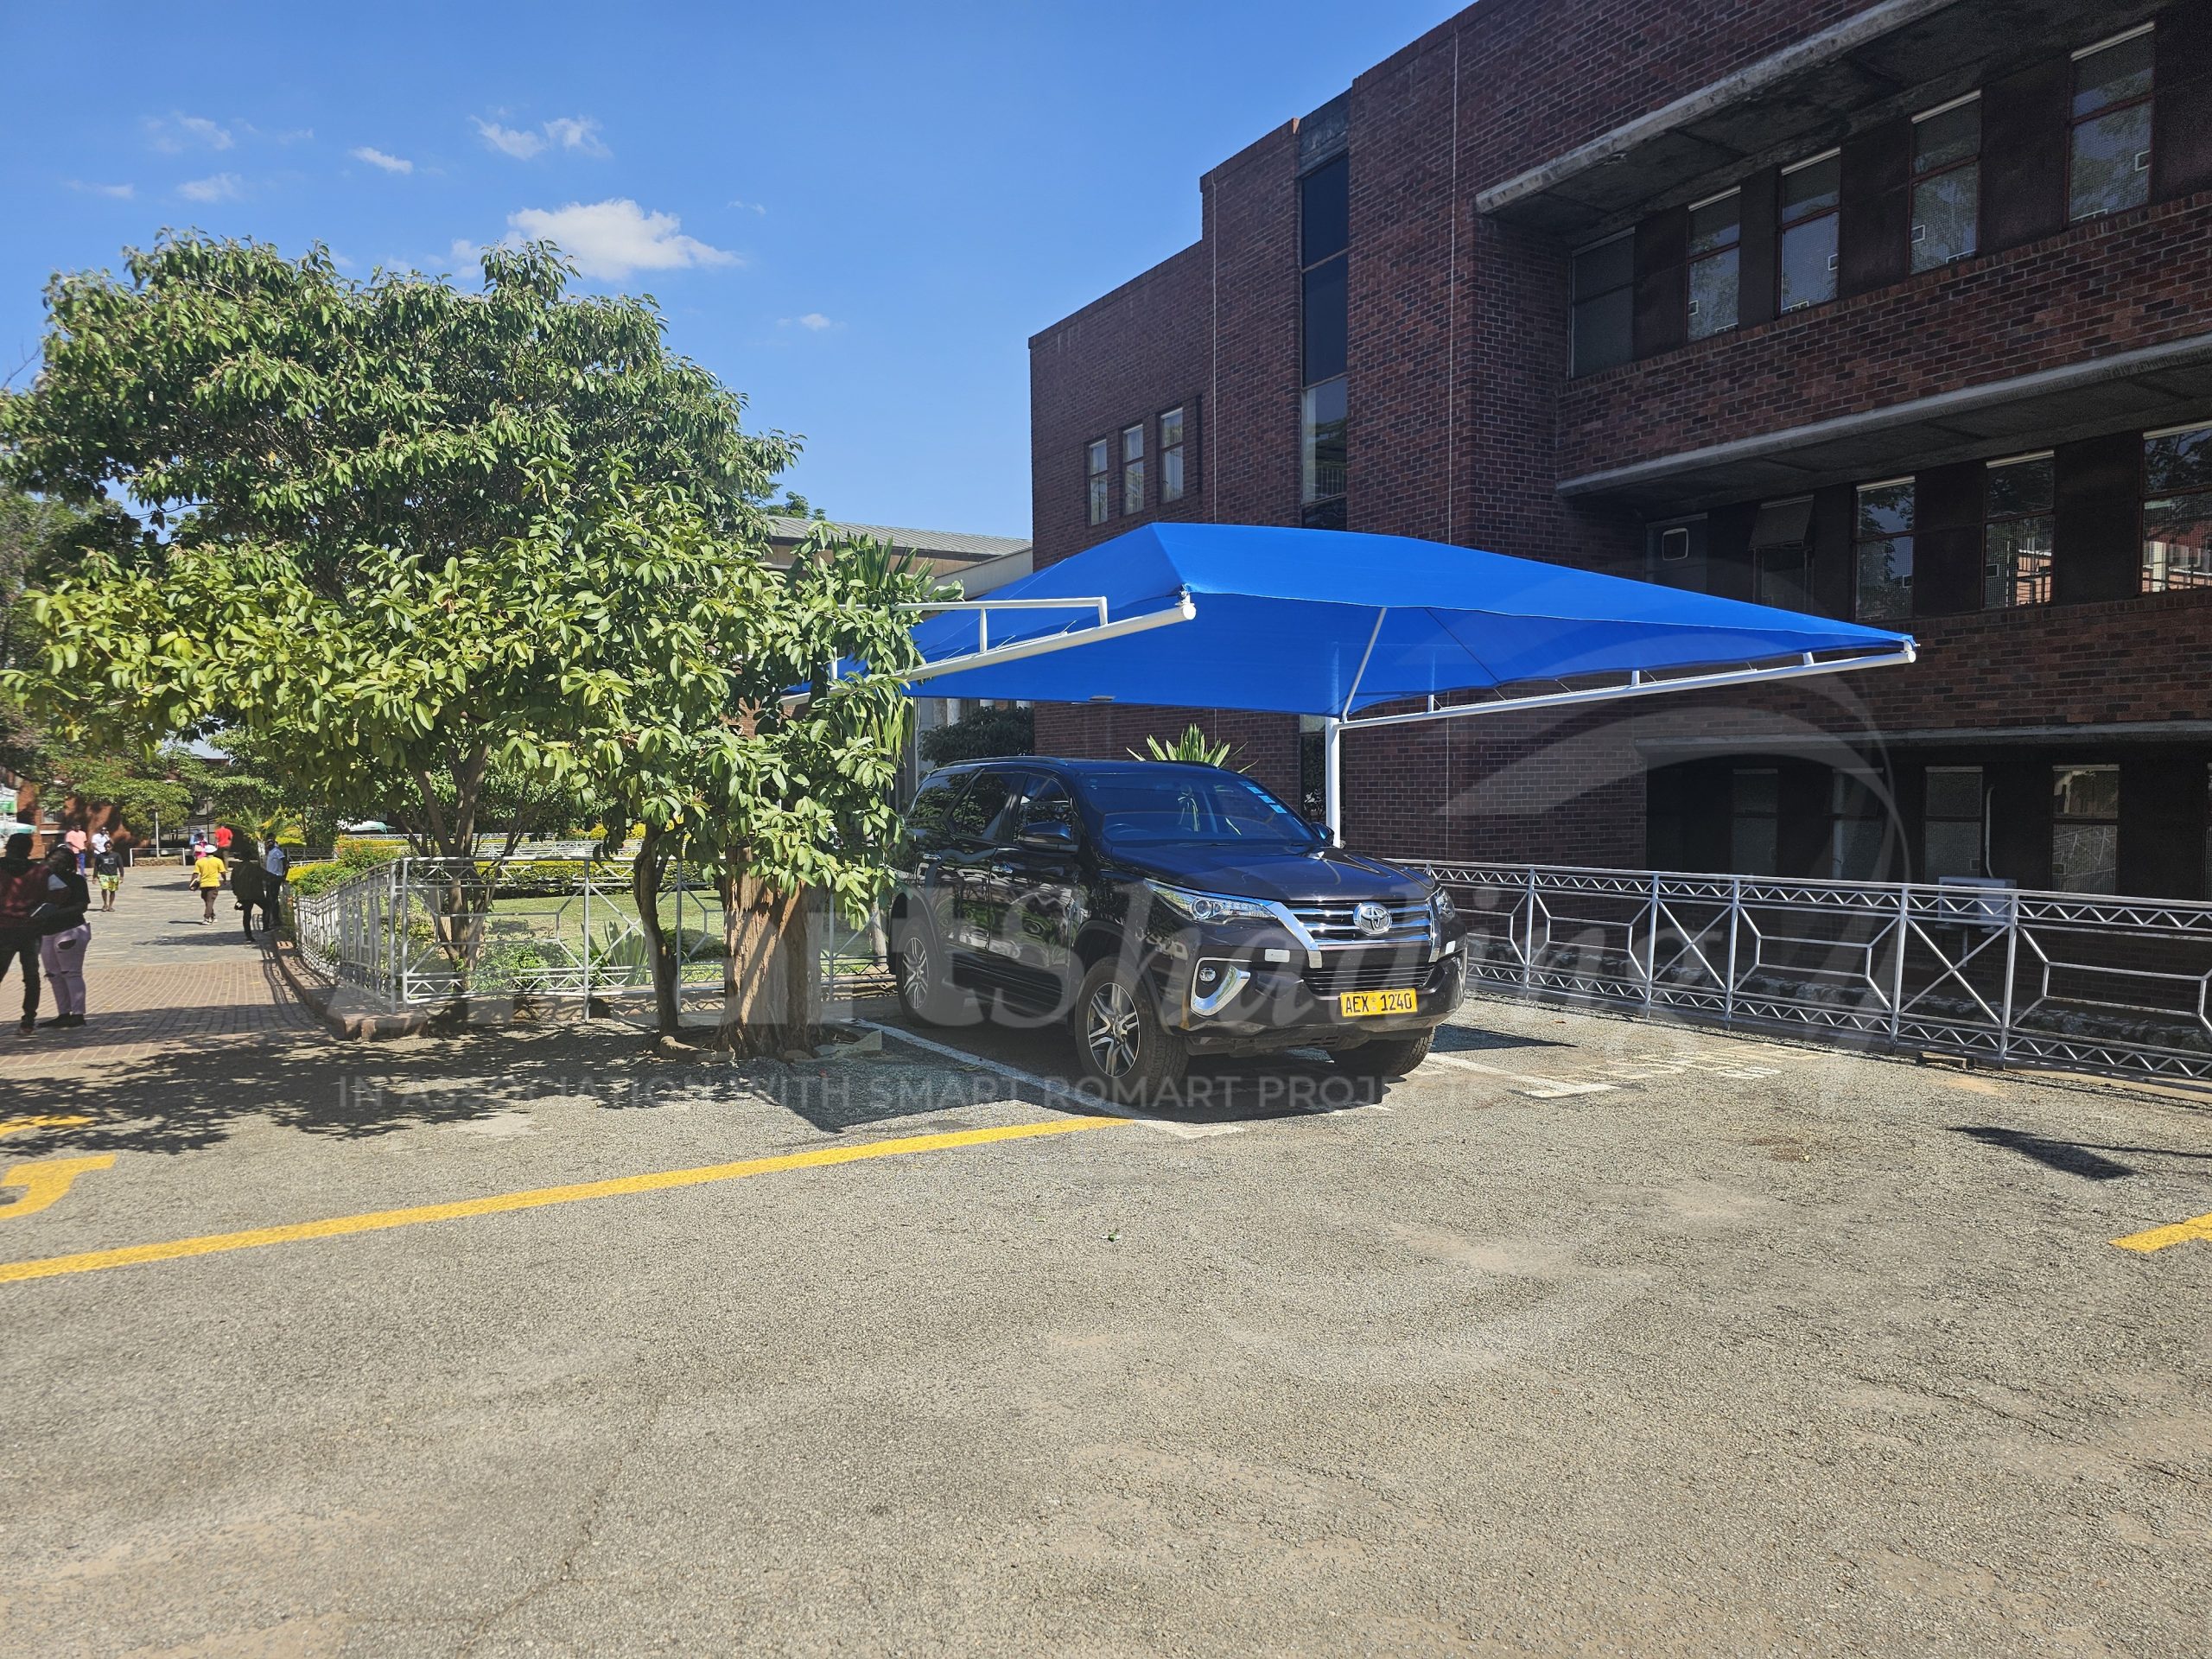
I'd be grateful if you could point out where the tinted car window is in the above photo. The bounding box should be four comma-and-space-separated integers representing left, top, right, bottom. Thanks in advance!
1076, 768, 1319, 849
906, 774, 963, 855
1017, 775, 1077, 836
947, 770, 1020, 843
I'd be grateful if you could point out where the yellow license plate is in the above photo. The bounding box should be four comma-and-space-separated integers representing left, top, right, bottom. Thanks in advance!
1338, 988, 1417, 1018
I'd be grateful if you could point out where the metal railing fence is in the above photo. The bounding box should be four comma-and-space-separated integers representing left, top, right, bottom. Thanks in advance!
1412, 860, 2212, 1086
289, 856, 889, 1013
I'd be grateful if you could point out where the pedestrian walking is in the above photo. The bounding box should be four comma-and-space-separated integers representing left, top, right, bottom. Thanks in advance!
92, 842, 124, 911
64, 824, 88, 874
259, 840, 289, 936
194, 843, 226, 922
30, 846, 91, 1028
0, 832, 43, 1033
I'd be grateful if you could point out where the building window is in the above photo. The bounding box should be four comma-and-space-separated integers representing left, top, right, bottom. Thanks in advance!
2052, 764, 2120, 893
1570, 232, 1633, 376
1686, 190, 1739, 340
1648, 517, 1707, 592
1833, 772, 1886, 881
1301, 377, 1347, 511
2142, 421, 2212, 593
1731, 768, 1779, 876
1122, 423, 1145, 516
1924, 766, 1985, 879
1751, 496, 1815, 612
2070, 25, 2154, 221
1910, 94, 1980, 271
1778, 150, 1840, 313
1160, 405, 1185, 504
1301, 151, 1350, 521
1984, 452, 2054, 607
1086, 438, 1110, 526
1854, 478, 1915, 624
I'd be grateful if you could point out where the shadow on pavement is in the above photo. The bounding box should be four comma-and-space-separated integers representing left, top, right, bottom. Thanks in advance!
1952, 1124, 2136, 1181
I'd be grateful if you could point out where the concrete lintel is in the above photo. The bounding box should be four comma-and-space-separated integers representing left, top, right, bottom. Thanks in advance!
1474, 0, 1956, 218
1557, 332, 2212, 500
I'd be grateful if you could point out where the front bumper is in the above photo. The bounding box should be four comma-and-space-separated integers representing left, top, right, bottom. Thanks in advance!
1154, 944, 1467, 1053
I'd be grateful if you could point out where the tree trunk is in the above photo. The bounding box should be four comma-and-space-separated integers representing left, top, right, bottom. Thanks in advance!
714, 849, 814, 1056
632, 826, 681, 1036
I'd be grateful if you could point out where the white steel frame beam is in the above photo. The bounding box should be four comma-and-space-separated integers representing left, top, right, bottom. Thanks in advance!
896, 590, 1197, 686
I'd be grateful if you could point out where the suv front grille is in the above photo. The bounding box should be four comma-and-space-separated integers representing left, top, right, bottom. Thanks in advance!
1287, 900, 1430, 948
1305, 952, 1431, 995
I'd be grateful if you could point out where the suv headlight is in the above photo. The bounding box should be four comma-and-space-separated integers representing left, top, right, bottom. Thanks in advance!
1147, 880, 1278, 926
1427, 881, 1459, 926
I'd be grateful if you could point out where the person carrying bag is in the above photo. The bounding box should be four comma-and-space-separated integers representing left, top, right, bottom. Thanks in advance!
29, 846, 92, 1029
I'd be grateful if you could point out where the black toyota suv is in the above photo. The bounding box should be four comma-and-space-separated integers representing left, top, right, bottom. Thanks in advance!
888, 757, 1466, 1100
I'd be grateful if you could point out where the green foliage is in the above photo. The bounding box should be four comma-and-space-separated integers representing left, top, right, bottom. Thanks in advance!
285, 836, 404, 894
0, 236, 797, 859
920, 703, 1033, 767
30, 741, 194, 833
1131, 723, 1248, 771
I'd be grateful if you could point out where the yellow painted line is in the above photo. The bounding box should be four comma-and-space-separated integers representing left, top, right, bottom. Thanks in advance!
0, 1155, 118, 1220
0, 1116, 1124, 1286
2112, 1211, 2212, 1254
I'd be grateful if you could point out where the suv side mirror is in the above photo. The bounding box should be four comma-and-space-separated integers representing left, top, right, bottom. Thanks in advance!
1019, 819, 1077, 851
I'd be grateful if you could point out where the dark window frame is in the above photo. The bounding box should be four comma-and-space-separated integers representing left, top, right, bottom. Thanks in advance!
1923, 765, 1986, 879
1777, 149, 1842, 314
2069, 23, 2155, 223
1686, 188, 1741, 341
1569, 230, 1635, 378
1853, 476, 1916, 624
1085, 437, 1110, 527
1910, 92, 1981, 271
1122, 421, 1146, 518
2142, 419, 2212, 594
1159, 404, 1187, 504
2051, 763, 2120, 893
1983, 450, 2054, 608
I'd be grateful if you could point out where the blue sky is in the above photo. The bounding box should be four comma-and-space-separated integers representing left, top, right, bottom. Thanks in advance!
2, 1, 1455, 538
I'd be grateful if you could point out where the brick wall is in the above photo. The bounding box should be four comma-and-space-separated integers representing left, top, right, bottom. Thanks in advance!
1025, 0, 2212, 877
1560, 193, 2212, 478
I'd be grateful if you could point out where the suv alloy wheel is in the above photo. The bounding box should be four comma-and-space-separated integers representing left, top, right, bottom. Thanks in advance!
1073, 957, 1188, 1103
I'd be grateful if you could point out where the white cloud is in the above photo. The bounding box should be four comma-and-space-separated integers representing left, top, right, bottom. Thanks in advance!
474, 118, 544, 159
504, 199, 736, 280
728, 198, 768, 215
475, 114, 610, 160
351, 145, 413, 175
146, 112, 234, 153
68, 180, 135, 200
779, 313, 836, 332
543, 116, 609, 156
178, 172, 242, 203
180, 115, 233, 149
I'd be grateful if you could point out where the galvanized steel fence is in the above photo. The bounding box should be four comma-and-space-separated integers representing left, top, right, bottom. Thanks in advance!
289, 857, 890, 1012
1412, 861, 2212, 1086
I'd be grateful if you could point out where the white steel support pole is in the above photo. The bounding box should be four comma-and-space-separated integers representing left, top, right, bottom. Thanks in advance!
1323, 716, 1344, 847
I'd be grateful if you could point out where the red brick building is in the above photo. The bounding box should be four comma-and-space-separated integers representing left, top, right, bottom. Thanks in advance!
1028, 0, 2212, 899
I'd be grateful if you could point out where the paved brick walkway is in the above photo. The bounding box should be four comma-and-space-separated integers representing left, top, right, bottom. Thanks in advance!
0, 862, 320, 1074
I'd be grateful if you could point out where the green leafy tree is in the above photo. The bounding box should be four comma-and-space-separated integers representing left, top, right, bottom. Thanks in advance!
583, 514, 935, 1048
918, 703, 1033, 768
1, 235, 797, 859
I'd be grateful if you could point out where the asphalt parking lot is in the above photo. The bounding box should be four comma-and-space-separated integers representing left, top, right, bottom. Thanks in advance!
3, 988, 2209, 1657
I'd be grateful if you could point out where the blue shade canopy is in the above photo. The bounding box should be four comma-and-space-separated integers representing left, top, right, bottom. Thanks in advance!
899, 523, 1913, 719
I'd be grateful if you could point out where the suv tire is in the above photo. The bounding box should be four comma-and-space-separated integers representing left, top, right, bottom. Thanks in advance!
1334, 1029, 1435, 1082
893, 912, 972, 1027
1072, 957, 1188, 1103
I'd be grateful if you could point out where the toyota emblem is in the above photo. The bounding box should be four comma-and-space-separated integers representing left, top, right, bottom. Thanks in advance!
1354, 901, 1392, 938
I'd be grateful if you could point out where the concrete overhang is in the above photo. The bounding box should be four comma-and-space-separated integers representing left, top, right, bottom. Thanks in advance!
1557, 332, 2212, 515
1477, 0, 2164, 241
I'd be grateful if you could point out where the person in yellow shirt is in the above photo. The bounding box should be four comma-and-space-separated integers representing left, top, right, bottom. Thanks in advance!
193, 849, 226, 923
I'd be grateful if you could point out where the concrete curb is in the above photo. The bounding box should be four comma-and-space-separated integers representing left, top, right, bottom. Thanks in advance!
269, 937, 432, 1040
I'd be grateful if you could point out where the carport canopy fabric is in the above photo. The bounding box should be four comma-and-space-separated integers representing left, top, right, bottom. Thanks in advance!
893, 522, 1913, 720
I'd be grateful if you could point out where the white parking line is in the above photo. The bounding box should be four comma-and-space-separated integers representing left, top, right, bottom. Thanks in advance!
858, 1020, 1249, 1138
1424, 1052, 1616, 1099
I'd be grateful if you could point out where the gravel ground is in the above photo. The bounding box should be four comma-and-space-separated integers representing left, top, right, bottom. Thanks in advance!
2, 990, 2207, 1657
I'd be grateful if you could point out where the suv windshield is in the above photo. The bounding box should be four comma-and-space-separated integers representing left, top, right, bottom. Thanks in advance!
1074, 767, 1319, 849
